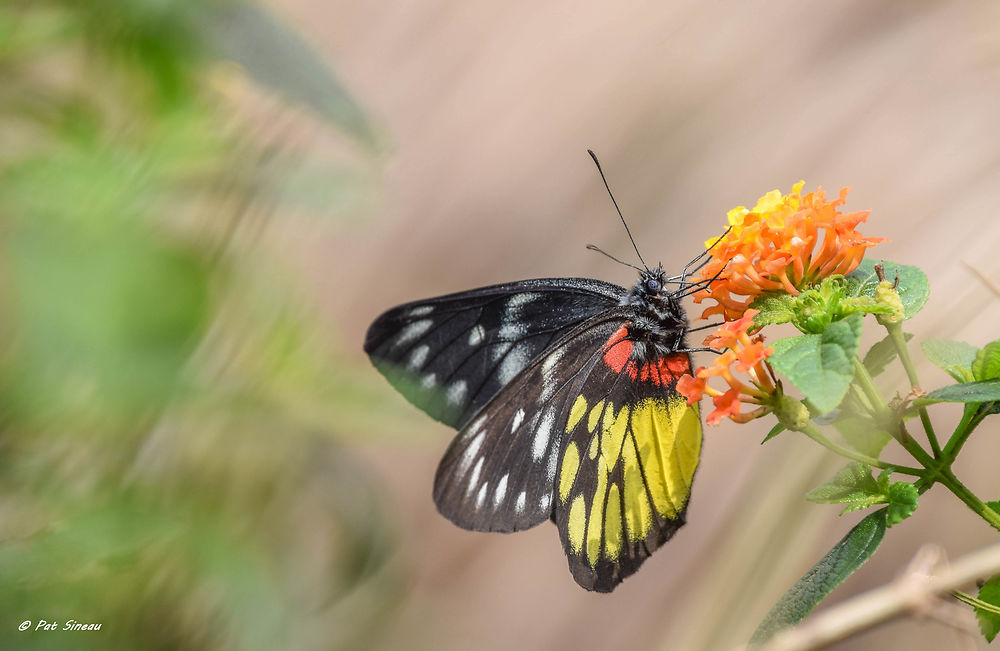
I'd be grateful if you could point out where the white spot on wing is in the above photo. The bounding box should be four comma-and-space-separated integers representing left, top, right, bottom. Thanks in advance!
539, 349, 564, 402
542, 348, 563, 377
463, 414, 486, 438
463, 414, 487, 440
515, 491, 526, 514
511, 408, 525, 432
490, 342, 512, 364
407, 344, 430, 371
421, 373, 436, 389
394, 319, 433, 347
468, 324, 485, 346
498, 321, 526, 340
468, 457, 484, 494
508, 292, 540, 309
493, 474, 508, 508
532, 409, 555, 460
497, 342, 531, 385
539, 493, 551, 512
476, 482, 489, 509
458, 431, 485, 477
406, 305, 434, 317
497, 293, 539, 341
545, 447, 558, 483
446, 379, 467, 406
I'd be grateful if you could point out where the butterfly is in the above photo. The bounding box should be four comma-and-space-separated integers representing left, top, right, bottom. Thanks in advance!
364, 153, 720, 592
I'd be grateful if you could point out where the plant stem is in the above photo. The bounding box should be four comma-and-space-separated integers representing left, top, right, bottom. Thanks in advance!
936, 468, 1000, 532
797, 421, 924, 477
853, 358, 934, 465
942, 404, 987, 461
852, 358, 891, 420
885, 322, 941, 457
953, 590, 1000, 616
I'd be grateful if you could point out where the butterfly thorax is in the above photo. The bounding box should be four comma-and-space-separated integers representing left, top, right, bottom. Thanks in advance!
619, 265, 688, 355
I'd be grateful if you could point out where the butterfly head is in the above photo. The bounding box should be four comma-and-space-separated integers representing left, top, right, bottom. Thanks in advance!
622, 264, 688, 342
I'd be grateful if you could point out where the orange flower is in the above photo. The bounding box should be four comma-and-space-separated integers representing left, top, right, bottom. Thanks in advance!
677, 309, 777, 425
693, 182, 885, 321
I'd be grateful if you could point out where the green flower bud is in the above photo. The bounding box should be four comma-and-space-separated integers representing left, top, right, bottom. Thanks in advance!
874, 281, 904, 325
773, 392, 810, 431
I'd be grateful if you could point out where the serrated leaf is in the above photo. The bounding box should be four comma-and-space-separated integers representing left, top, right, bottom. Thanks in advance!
845, 260, 929, 319
806, 462, 880, 505
839, 499, 884, 514
977, 575, 1000, 643
762, 423, 786, 444
833, 416, 892, 457
768, 314, 863, 413
973, 341, 1000, 382
750, 293, 797, 328
863, 332, 913, 377
750, 510, 887, 644
875, 470, 888, 494
915, 380, 1000, 405
885, 482, 918, 527
921, 339, 978, 383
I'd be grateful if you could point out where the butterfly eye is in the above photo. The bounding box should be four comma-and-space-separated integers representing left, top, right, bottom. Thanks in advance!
646, 278, 661, 292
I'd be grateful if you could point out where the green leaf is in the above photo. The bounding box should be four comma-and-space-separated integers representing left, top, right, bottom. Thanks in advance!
973, 341, 1000, 382
977, 575, 1000, 643
863, 332, 913, 377
845, 259, 930, 319
205, 3, 377, 146
921, 339, 979, 383
915, 380, 1000, 405
750, 510, 887, 644
834, 416, 893, 457
761, 423, 786, 444
768, 314, 863, 413
885, 481, 918, 527
750, 293, 797, 328
988, 501, 1000, 516
875, 469, 891, 494
806, 463, 879, 505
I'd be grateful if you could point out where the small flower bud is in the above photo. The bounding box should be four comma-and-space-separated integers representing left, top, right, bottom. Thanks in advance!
773, 393, 810, 431
874, 281, 904, 325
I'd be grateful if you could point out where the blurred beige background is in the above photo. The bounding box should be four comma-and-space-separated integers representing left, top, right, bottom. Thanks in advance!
278, 1, 1000, 648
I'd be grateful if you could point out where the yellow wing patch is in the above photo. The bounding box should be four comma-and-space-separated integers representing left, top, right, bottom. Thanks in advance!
562, 392, 702, 568
567, 494, 586, 553
566, 395, 588, 433
559, 442, 580, 503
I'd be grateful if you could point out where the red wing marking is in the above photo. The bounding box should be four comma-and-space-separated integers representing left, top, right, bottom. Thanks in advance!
602, 324, 691, 386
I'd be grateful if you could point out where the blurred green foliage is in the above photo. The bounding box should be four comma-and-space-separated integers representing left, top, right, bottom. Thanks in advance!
0, 1, 399, 649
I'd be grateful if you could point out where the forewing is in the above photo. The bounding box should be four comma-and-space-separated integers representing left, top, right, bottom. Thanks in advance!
432, 311, 630, 533
364, 278, 624, 428
554, 327, 702, 592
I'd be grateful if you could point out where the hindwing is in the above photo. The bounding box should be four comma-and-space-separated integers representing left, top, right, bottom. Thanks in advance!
432, 311, 630, 534
364, 278, 624, 428
555, 324, 702, 592
432, 310, 702, 592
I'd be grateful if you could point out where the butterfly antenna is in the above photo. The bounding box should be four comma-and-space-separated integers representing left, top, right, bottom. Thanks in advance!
588, 149, 648, 271
586, 244, 645, 273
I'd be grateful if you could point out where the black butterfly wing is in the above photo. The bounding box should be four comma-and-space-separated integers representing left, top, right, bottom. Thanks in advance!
432, 309, 631, 534
554, 324, 702, 592
364, 278, 625, 429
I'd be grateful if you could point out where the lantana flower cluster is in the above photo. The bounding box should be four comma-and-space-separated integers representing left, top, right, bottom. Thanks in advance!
677, 309, 775, 425
692, 181, 885, 322
679, 182, 884, 425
